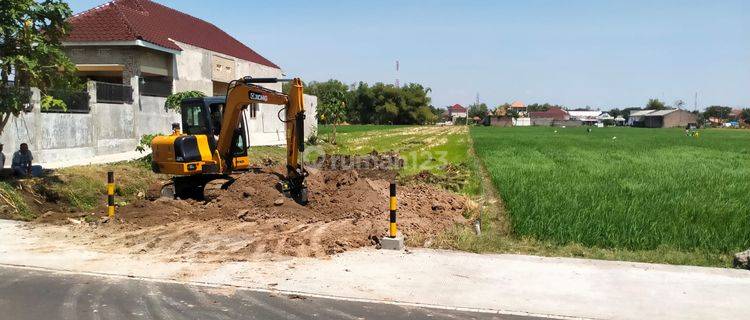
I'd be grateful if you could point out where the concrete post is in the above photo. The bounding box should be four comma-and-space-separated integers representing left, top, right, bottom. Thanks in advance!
130, 75, 140, 141
87, 81, 97, 103
30, 88, 42, 153
88, 81, 100, 156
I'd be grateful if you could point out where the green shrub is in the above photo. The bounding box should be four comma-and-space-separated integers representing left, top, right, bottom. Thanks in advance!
166, 91, 205, 111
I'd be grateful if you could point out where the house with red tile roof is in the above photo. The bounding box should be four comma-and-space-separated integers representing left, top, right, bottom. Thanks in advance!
505, 101, 527, 117
447, 104, 468, 119
509, 101, 525, 110
60, 0, 316, 147
64, 0, 281, 94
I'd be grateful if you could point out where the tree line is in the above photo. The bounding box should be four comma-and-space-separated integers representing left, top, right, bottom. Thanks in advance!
289, 79, 440, 126
297, 79, 750, 127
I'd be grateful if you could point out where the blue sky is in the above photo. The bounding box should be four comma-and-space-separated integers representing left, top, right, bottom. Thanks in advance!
69, 0, 749, 110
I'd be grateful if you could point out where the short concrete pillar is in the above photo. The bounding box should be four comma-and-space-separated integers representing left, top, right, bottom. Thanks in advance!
380, 233, 404, 251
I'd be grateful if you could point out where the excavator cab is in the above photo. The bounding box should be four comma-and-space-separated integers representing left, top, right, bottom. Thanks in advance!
179, 97, 250, 171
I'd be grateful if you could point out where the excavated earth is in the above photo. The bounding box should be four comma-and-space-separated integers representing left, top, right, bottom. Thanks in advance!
31, 159, 469, 262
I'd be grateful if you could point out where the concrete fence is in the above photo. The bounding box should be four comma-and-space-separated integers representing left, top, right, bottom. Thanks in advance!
0, 80, 179, 166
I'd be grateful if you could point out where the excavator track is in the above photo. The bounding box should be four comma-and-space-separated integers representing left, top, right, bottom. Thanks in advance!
146, 180, 175, 200
202, 178, 231, 201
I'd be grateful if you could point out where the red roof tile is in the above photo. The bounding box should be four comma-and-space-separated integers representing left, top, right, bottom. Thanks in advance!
66, 0, 279, 68
448, 104, 467, 112
529, 107, 569, 120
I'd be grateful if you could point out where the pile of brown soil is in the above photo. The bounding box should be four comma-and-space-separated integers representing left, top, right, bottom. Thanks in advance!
38, 166, 468, 262
311, 150, 403, 181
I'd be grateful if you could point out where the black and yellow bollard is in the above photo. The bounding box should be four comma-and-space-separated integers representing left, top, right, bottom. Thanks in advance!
381, 180, 404, 250
107, 171, 115, 218
389, 182, 398, 238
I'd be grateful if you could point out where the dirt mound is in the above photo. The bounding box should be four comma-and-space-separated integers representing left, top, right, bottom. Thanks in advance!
39, 166, 468, 261
312, 150, 403, 181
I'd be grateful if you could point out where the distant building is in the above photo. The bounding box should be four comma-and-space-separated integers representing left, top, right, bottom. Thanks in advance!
529, 107, 570, 126
642, 109, 697, 128
530, 107, 569, 121
627, 110, 654, 126
490, 117, 513, 127
508, 101, 526, 116
708, 117, 724, 126
447, 104, 468, 119
513, 117, 532, 126
614, 116, 626, 126
568, 110, 603, 125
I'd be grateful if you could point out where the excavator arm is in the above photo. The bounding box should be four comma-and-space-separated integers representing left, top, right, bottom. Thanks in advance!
217, 77, 308, 203
283, 78, 308, 202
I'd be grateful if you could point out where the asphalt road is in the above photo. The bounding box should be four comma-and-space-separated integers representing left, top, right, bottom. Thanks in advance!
0, 265, 540, 320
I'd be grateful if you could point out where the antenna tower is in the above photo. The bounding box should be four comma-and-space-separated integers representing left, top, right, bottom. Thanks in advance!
395, 60, 400, 87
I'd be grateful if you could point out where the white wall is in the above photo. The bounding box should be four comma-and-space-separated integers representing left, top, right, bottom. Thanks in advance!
0, 84, 180, 166
303, 94, 319, 139
451, 112, 467, 119
513, 117, 531, 126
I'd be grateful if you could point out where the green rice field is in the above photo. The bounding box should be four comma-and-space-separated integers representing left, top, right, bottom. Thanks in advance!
471, 127, 750, 254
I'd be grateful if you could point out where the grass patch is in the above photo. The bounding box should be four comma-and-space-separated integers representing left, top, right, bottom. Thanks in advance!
467, 126, 750, 265
0, 181, 34, 221
53, 159, 158, 211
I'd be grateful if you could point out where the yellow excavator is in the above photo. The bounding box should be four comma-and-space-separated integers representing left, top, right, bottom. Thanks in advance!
150, 77, 308, 204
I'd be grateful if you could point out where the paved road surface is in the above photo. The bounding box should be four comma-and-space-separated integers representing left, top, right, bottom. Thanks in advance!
0, 266, 539, 320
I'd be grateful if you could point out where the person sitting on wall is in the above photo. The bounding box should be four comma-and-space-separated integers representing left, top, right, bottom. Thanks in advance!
11, 143, 42, 177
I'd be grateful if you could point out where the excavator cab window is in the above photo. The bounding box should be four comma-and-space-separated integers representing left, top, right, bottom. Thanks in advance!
181, 100, 248, 158
183, 104, 209, 135
209, 104, 223, 136
181, 101, 221, 151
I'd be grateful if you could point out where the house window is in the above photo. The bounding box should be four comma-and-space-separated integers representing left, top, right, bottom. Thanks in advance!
139, 76, 172, 97
212, 81, 229, 96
